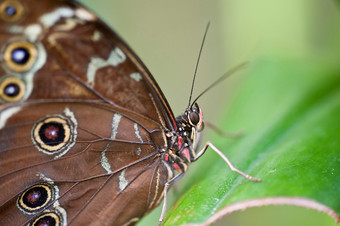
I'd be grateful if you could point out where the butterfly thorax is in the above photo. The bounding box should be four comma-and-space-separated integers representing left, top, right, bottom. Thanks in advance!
163, 103, 204, 173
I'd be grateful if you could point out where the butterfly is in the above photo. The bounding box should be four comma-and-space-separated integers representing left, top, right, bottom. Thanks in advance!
0, 0, 259, 225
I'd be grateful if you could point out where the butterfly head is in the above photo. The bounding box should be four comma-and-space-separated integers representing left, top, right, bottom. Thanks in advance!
165, 103, 204, 172
186, 102, 204, 132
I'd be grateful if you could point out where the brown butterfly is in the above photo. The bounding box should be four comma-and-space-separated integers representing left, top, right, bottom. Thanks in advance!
0, 0, 259, 225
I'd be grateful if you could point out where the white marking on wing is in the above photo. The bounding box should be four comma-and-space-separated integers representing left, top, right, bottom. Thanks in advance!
130, 72, 142, 82
54, 18, 82, 31
40, 7, 74, 28
24, 24, 42, 42
0, 106, 22, 129
8, 25, 24, 34
75, 7, 97, 21
87, 47, 126, 85
107, 47, 126, 65
119, 169, 128, 191
91, 31, 101, 41
134, 123, 143, 155
101, 113, 122, 173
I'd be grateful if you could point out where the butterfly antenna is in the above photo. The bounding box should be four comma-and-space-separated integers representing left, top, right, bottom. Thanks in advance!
190, 61, 249, 107
187, 22, 211, 108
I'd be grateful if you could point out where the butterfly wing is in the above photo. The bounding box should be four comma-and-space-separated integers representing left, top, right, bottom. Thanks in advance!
0, 101, 172, 225
0, 0, 176, 225
0, 0, 176, 129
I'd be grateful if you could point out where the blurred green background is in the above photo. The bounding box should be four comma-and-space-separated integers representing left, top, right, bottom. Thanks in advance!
78, 0, 340, 225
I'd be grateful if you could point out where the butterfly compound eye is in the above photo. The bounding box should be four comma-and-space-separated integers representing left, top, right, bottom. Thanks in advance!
189, 111, 200, 126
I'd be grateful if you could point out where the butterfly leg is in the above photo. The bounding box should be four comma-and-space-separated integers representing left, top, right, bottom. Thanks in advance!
205, 121, 244, 139
194, 141, 261, 182
158, 172, 185, 226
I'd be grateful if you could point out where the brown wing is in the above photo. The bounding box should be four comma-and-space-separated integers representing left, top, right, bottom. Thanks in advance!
0, 0, 177, 130
0, 101, 171, 225
0, 0, 177, 225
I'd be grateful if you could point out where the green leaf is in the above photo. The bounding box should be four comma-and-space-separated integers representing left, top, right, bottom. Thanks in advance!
160, 58, 340, 225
